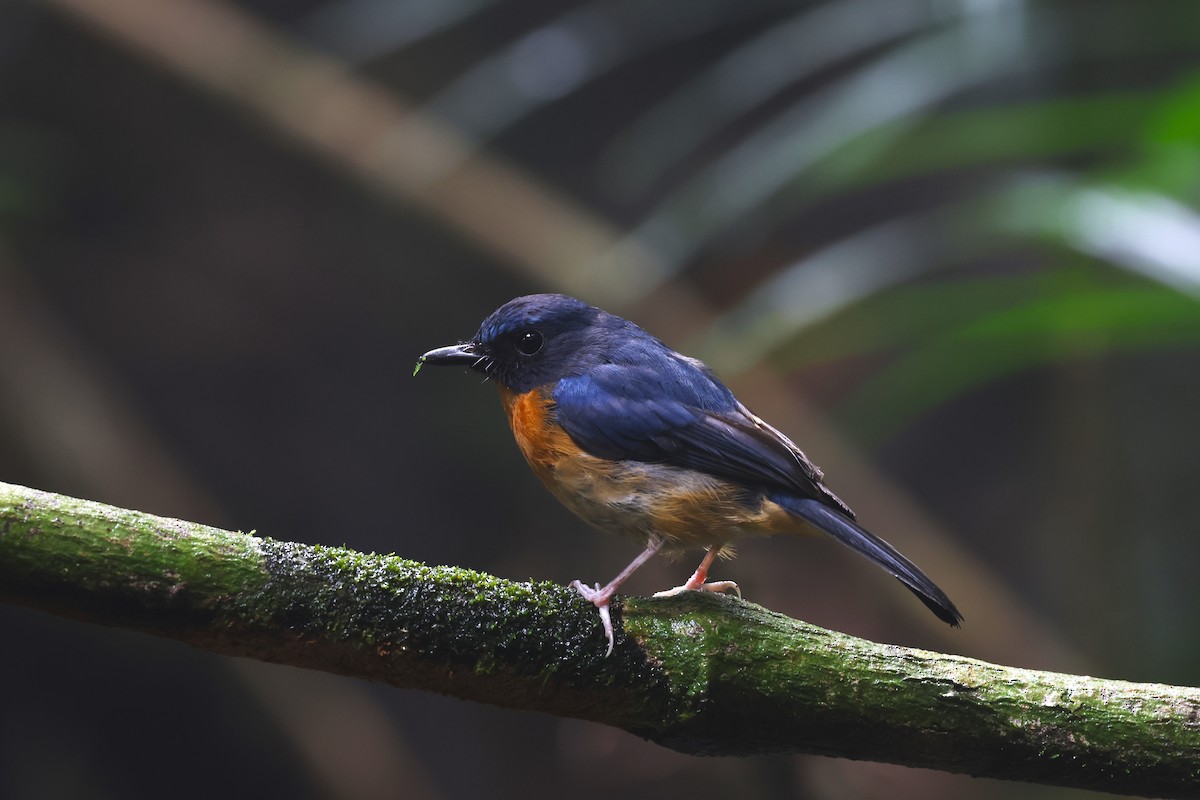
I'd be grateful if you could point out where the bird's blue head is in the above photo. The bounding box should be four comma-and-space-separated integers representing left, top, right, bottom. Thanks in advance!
417, 293, 643, 392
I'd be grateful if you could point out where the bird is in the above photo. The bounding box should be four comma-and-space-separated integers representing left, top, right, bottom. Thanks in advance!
416, 293, 961, 655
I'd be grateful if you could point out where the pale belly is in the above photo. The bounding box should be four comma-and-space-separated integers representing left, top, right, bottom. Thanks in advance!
533, 448, 804, 552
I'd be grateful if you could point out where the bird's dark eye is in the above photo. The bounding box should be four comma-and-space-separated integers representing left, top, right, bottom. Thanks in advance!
515, 330, 544, 356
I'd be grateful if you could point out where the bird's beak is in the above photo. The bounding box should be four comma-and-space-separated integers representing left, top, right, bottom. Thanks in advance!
413, 342, 481, 375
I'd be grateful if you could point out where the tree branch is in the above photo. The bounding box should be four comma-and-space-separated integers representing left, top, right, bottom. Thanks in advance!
1, 480, 1196, 796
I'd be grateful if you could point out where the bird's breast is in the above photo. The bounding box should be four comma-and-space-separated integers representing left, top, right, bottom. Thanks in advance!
496, 384, 803, 548
497, 384, 577, 475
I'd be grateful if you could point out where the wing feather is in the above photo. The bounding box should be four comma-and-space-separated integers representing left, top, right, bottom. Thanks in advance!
552, 365, 853, 516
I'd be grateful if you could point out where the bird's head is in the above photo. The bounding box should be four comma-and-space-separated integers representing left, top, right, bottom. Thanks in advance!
416, 293, 624, 392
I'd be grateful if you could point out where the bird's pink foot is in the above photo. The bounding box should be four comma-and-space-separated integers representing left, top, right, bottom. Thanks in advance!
570, 580, 616, 656
569, 540, 665, 657
652, 579, 741, 598
652, 545, 740, 598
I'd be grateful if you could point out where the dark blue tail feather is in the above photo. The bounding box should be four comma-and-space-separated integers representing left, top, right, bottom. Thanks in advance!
771, 493, 963, 627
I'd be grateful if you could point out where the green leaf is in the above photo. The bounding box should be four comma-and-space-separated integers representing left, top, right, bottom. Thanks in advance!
836, 281, 1200, 440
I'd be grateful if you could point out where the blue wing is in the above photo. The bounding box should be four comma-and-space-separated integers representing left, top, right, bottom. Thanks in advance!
552, 361, 852, 516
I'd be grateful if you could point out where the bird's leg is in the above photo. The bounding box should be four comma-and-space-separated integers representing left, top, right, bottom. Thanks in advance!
652, 545, 741, 598
571, 538, 664, 657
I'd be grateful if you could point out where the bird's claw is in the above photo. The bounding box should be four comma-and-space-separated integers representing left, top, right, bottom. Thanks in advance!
653, 580, 741, 599
595, 603, 614, 657
569, 579, 601, 601
571, 580, 616, 656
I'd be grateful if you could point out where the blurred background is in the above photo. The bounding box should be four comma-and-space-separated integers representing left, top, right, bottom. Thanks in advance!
2, 0, 1199, 798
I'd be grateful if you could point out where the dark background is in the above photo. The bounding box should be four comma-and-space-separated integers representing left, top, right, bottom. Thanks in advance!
2, 1, 1199, 798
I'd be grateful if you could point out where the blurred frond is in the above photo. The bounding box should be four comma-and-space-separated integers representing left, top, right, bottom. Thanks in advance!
599, 0, 967, 200
296, 0, 496, 62
605, 0, 1047, 271
836, 275, 1200, 439
421, 0, 787, 140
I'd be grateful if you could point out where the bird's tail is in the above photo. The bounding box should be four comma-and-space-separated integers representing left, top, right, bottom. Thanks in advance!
770, 493, 963, 627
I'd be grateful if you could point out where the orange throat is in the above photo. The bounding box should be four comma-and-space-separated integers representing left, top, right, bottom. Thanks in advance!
496, 384, 576, 475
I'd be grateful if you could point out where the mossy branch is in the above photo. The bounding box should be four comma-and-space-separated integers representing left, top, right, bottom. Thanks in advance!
1, 481, 1197, 795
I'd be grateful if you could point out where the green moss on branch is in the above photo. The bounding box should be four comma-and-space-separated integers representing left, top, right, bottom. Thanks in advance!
2, 481, 1198, 796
